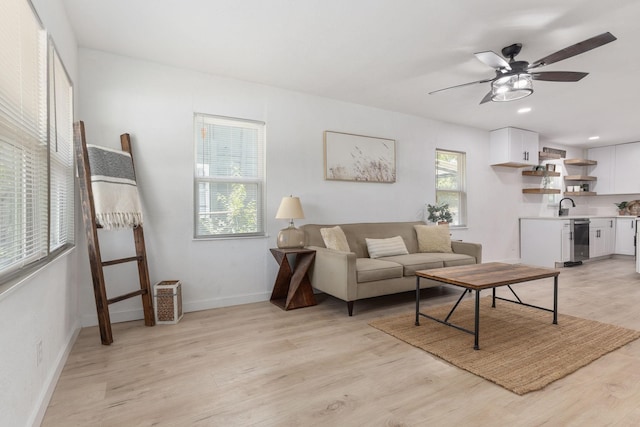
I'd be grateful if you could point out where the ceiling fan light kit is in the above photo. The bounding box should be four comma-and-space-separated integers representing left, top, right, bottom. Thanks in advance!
491, 74, 533, 102
429, 32, 617, 104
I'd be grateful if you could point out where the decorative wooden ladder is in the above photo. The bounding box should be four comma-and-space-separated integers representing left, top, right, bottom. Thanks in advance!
74, 121, 155, 345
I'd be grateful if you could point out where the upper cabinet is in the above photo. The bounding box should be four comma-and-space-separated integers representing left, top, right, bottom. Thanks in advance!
587, 146, 615, 195
613, 143, 640, 195
490, 127, 539, 167
588, 142, 640, 195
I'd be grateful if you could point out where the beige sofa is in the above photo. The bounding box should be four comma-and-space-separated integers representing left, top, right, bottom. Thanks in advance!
301, 221, 482, 316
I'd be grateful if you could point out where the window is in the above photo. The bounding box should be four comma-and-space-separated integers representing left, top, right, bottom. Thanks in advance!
194, 114, 265, 238
49, 46, 75, 252
0, 0, 74, 285
435, 149, 467, 226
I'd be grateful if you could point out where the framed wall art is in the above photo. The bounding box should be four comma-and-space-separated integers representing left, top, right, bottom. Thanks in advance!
323, 131, 396, 183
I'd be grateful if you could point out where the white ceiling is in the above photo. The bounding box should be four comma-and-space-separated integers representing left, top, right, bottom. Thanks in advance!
61, 0, 640, 148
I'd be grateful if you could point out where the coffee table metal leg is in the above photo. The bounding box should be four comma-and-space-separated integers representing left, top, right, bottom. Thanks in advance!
474, 290, 480, 350
553, 276, 558, 324
492, 287, 496, 307
415, 276, 420, 326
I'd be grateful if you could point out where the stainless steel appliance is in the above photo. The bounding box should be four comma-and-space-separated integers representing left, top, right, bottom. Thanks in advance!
570, 219, 590, 263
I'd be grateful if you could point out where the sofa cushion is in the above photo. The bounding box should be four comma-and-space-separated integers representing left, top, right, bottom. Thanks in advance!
320, 226, 350, 252
365, 236, 409, 259
441, 253, 477, 267
414, 224, 453, 253
356, 258, 403, 283
380, 253, 445, 276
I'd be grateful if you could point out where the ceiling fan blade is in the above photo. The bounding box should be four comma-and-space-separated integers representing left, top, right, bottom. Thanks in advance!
531, 71, 589, 82
529, 32, 617, 69
475, 51, 511, 70
429, 77, 495, 95
479, 91, 493, 104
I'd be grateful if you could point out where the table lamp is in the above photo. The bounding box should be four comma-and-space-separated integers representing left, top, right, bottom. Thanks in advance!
275, 196, 305, 248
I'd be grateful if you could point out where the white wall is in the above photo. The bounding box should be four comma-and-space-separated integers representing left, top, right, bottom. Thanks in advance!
76, 48, 523, 325
0, 1, 79, 426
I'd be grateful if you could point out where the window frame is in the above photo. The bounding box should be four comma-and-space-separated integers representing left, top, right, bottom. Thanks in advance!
435, 148, 467, 227
193, 113, 266, 239
0, 0, 75, 288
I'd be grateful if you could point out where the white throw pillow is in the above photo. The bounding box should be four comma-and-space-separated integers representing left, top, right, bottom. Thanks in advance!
320, 226, 350, 252
414, 224, 453, 253
365, 236, 409, 259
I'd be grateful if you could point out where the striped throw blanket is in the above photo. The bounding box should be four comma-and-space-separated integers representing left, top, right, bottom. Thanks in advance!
87, 144, 143, 230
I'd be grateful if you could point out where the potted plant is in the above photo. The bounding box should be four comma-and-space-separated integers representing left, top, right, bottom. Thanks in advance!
614, 201, 628, 215
426, 203, 453, 224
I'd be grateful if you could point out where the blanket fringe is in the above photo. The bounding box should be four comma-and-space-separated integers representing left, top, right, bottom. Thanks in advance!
96, 212, 143, 230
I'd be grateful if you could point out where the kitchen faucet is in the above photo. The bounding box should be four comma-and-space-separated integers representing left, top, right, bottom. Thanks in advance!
558, 197, 575, 216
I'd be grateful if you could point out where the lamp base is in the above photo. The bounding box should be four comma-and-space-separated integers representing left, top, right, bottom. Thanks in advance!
277, 226, 305, 249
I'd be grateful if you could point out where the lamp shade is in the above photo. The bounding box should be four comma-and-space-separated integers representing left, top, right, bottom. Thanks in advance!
275, 196, 305, 220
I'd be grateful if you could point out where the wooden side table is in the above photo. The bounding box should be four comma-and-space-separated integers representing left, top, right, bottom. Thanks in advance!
269, 248, 316, 310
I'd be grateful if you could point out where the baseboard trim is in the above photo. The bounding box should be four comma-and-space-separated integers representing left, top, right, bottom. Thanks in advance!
80, 291, 271, 326
29, 324, 81, 427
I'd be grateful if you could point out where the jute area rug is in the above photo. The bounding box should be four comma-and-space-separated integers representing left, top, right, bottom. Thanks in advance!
369, 297, 640, 395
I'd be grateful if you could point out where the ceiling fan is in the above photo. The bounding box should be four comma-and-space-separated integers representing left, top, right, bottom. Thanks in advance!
429, 32, 617, 104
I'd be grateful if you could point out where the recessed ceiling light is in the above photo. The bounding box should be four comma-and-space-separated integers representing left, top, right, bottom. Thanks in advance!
588, 136, 600, 140
517, 107, 532, 114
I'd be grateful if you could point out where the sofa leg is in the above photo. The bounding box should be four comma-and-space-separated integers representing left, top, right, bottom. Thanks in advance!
347, 301, 354, 316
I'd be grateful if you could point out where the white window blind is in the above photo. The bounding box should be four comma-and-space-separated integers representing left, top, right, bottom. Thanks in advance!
435, 149, 467, 227
0, 0, 74, 284
49, 46, 74, 251
194, 114, 265, 238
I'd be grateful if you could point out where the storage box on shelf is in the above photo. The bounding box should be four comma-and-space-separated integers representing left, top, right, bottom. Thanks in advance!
538, 151, 562, 161
564, 159, 597, 196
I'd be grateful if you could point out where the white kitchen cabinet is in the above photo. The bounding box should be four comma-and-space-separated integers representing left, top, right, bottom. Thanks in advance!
637, 224, 640, 273
561, 222, 572, 262
587, 146, 615, 195
615, 217, 636, 255
490, 127, 539, 167
589, 218, 615, 258
520, 219, 567, 267
613, 142, 640, 194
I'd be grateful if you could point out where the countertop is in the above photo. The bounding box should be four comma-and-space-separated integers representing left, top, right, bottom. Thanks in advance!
520, 215, 640, 220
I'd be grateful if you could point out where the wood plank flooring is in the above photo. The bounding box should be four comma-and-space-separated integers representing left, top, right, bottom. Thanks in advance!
42, 258, 640, 426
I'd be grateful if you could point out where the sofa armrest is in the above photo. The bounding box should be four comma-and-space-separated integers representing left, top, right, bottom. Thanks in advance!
451, 241, 482, 264
306, 245, 357, 301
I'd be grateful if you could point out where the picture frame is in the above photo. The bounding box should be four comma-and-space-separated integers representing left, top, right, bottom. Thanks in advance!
324, 131, 396, 183
546, 164, 556, 172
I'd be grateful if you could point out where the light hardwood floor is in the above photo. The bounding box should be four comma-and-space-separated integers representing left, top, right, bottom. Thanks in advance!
43, 258, 640, 426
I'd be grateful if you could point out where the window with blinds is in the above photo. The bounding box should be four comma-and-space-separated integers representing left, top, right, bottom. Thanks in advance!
194, 114, 265, 238
49, 46, 75, 251
0, 0, 74, 285
435, 149, 467, 227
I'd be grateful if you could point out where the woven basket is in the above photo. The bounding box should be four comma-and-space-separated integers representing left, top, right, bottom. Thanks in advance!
154, 280, 183, 324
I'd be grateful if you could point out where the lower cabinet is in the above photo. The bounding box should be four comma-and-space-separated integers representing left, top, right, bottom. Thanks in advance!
561, 222, 572, 263
520, 219, 569, 268
615, 217, 636, 255
637, 225, 640, 273
589, 218, 615, 258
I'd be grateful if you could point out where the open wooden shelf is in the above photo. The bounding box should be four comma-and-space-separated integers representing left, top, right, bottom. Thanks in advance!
564, 159, 597, 166
522, 170, 561, 177
564, 175, 597, 181
522, 188, 561, 194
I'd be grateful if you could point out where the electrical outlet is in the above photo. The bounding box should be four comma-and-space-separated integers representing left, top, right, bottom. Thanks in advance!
36, 340, 43, 367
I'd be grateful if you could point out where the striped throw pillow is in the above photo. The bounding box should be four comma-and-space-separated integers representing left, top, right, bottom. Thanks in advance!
365, 236, 409, 259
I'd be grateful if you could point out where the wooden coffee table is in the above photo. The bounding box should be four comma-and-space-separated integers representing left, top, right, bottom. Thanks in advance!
415, 262, 560, 350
